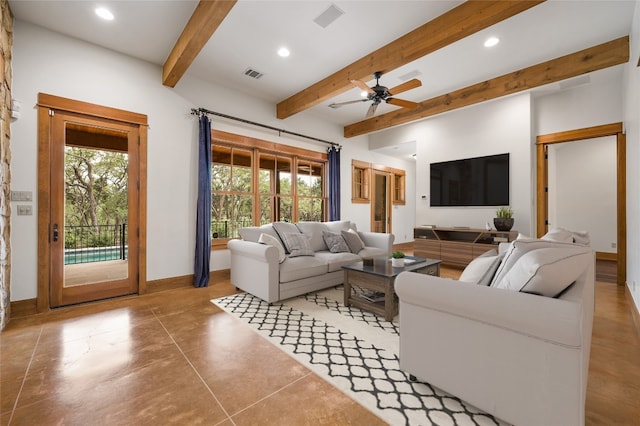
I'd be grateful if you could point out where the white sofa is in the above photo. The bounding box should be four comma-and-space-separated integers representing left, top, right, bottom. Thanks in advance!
395, 236, 595, 426
228, 220, 394, 303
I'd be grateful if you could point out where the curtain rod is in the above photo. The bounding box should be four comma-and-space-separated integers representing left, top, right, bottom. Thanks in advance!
191, 107, 341, 149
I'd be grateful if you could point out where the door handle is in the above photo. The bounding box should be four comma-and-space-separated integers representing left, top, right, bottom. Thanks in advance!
53, 224, 59, 242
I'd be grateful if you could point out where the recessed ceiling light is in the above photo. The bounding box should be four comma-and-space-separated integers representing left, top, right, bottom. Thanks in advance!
277, 47, 290, 58
95, 7, 114, 21
484, 37, 499, 48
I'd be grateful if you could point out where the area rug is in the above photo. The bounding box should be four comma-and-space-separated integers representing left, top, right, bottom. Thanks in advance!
211, 286, 507, 426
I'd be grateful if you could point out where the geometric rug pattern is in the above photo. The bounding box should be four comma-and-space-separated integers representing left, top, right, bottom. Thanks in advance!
212, 288, 507, 426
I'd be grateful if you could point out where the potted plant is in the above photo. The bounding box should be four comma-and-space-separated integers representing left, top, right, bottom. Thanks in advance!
494, 207, 514, 231
391, 251, 406, 267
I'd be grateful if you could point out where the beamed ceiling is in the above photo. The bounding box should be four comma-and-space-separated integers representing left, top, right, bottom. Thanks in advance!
10, 0, 637, 141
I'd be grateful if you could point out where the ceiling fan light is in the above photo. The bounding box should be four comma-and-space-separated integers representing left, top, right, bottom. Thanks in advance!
95, 7, 114, 21
277, 47, 290, 58
360, 90, 368, 98
484, 36, 500, 48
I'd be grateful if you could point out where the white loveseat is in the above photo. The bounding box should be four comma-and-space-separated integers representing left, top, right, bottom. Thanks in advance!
395, 236, 595, 426
228, 220, 394, 303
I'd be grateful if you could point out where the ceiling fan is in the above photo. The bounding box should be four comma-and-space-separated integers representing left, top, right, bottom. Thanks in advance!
328, 71, 422, 118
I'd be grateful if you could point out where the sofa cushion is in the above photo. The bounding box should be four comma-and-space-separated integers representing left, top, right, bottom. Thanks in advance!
239, 223, 280, 243
357, 247, 387, 258
272, 222, 302, 253
296, 222, 330, 252
459, 249, 502, 286
322, 231, 350, 253
341, 229, 365, 253
314, 251, 361, 272
491, 239, 588, 287
279, 256, 328, 283
282, 232, 315, 257
258, 233, 286, 263
494, 246, 592, 297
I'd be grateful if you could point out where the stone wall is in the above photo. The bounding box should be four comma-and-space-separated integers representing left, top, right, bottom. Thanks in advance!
0, 0, 13, 331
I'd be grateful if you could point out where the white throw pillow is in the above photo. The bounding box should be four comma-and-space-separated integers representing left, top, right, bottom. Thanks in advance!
494, 247, 592, 297
490, 239, 587, 287
341, 229, 365, 254
282, 232, 315, 257
541, 228, 574, 243
258, 233, 286, 263
459, 249, 502, 286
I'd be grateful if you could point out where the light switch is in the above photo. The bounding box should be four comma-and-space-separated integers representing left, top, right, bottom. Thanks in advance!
17, 205, 33, 216
10, 191, 33, 202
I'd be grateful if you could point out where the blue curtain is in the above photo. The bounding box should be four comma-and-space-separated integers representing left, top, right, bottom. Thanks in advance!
194, 114, 212, 287
328, 146, 341, 221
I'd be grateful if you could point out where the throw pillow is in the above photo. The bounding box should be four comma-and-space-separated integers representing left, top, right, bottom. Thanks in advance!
258, 233, 286, 263
322, 230, 350, 253
541, 228, 574, 243
494, 247, 592, 297
272, 222, 302, 253
238, 223, 280, 243
458, 249, 503, 286
281, 232, 315, 257
490, 238, 588, 287
295, 222, 330, 252
341, 229, 365, 254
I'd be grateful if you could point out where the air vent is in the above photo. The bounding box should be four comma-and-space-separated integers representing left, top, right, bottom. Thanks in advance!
244, 68, 264, 80
314, 3, 345, 28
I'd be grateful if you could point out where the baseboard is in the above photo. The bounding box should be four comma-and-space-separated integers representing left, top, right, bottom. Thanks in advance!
596, 251, 617, 261
10, 298, 38, 318
145, 269, 230, 294
626, 285, 640, 338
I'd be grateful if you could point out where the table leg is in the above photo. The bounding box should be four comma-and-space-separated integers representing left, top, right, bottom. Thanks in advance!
384, 277, 394, 321
344, 270, 351, 307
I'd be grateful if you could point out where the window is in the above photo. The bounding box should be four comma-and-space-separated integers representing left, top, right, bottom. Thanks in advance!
211, 130, 327, 247
352, 160, 370, 203
392, 168, 406, 205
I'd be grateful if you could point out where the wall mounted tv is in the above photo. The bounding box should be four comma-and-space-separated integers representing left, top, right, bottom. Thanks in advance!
430, 153, 509, 207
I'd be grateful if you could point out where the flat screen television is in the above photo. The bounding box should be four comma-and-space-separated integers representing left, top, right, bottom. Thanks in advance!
430, 153, 509, 207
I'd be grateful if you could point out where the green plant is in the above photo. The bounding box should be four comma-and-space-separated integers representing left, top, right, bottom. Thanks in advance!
392, 251, 406, 259
495, 206, 513, 219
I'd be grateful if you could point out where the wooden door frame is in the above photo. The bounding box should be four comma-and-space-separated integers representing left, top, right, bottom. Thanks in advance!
37, 93, 148, 312
536, 122, 626, 286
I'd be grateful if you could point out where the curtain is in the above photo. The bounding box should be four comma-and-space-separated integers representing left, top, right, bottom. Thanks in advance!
194, 114, 212, 287
328, 145, 341, 221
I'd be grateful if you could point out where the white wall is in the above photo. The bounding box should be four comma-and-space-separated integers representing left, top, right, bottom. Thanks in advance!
10, 21, 411, 301
371, 93, 534, 235
623, 0, 640, 311
547, 137, 617, 253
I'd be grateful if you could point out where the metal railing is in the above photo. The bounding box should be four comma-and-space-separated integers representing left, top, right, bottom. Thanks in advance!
211, 219, 254, 239
64, 224, 127, 265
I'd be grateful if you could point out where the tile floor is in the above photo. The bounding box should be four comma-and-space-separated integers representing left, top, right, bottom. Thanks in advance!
2, 266, 639, 425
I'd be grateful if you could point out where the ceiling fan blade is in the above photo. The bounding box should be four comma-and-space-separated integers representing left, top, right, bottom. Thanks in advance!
388, 79, 422, 96
366, 103, 378, 118
350, 79, 375, 94
328, 99, 368, 108
387, 98, 419, 109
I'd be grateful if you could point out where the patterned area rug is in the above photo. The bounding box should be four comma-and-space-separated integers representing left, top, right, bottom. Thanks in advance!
211, 286, 507, 426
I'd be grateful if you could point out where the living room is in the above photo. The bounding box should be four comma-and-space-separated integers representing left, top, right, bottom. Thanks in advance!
2, 0, 640, 424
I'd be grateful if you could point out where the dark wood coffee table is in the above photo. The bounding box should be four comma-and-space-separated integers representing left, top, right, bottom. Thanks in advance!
342, 256, 441, 321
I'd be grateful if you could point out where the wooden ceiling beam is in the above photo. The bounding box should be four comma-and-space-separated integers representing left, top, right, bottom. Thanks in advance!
276, 0, 544, 120
344, 36, 629, 138
162, 0, 237, 88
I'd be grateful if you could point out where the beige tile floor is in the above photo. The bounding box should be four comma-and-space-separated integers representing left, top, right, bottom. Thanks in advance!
1, 264, 639, 425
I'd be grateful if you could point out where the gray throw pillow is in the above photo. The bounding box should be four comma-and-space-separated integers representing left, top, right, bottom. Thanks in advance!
272, 222, 302, 253
322, 231, 350, 253
282, 232, 315, 257
341, 229, 365, 254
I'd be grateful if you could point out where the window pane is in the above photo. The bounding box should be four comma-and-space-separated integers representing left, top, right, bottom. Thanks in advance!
298, 198, 323, 222
212, 146, 231, 190
258, 154, 275, 194
259, 195, 272, 225
278, 157, 292, 195
297, 162, 312, 196
278, 196, 292, 222
231, 149, 252, 192
211, 193, 232, 239
310, 163, 323, 197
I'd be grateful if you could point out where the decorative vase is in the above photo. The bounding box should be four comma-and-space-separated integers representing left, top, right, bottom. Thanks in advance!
493, 217, 514, 231
392, 258, 405, 267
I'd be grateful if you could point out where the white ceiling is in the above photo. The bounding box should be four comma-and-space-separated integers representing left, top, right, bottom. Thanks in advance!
9, 0, 636, 134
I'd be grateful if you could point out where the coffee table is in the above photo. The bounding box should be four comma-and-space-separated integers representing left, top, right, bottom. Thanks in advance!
343, 256, 441, 321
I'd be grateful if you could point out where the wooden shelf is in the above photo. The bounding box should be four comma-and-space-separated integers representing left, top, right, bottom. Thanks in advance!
414, 226, 517, 267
